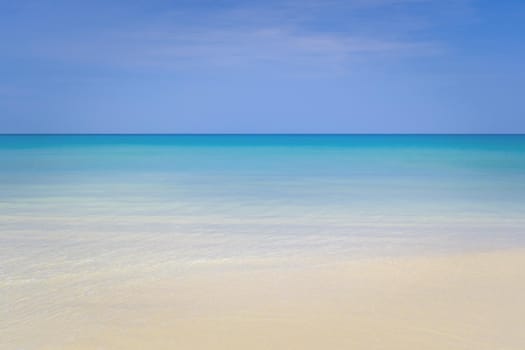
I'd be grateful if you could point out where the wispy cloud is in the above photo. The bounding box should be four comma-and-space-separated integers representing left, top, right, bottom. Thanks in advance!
42, 27, 439, 71
18, 0, 452, 71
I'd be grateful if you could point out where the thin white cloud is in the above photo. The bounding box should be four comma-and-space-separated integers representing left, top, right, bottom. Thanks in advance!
28, 0, 449, 71
38, 27, 439, 71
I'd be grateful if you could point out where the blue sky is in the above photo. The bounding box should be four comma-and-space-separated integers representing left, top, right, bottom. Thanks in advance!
0, 0, 524, 133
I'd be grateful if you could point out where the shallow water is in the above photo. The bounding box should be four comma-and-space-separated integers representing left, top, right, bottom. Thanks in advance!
1, 135, 525, 347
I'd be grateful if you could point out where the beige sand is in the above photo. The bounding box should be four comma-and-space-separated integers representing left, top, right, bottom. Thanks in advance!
4, 249, 525, 349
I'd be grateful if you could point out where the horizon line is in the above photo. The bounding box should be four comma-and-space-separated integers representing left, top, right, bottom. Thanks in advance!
1, 133, 525, 136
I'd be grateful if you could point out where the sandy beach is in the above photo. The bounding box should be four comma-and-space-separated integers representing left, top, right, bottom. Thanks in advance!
3, 248, 524, 350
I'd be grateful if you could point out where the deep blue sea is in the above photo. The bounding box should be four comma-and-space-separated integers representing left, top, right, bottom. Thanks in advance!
1, 135, 525, 278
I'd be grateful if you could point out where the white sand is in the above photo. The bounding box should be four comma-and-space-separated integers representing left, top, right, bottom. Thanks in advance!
3, 249, 525, 349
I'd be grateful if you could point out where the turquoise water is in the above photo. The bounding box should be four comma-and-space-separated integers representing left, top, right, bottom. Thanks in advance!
2, 135, 525, 346
1, 135, 525, 281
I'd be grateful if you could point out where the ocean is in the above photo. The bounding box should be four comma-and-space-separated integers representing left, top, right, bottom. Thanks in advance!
2, 135, 525, 270
2, 135, 525, 347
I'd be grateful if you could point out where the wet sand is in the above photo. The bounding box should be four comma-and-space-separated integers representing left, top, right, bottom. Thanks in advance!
3, 249, 525, 349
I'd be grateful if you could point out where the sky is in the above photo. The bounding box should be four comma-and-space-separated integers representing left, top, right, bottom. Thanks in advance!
0, 0, 524, 134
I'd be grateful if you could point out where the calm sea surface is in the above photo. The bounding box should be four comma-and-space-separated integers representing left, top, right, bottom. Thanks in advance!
1, 135, 525, 338
2, 135, 525, 271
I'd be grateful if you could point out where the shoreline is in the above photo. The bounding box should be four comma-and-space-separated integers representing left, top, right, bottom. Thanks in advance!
3, 247, 525, 349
